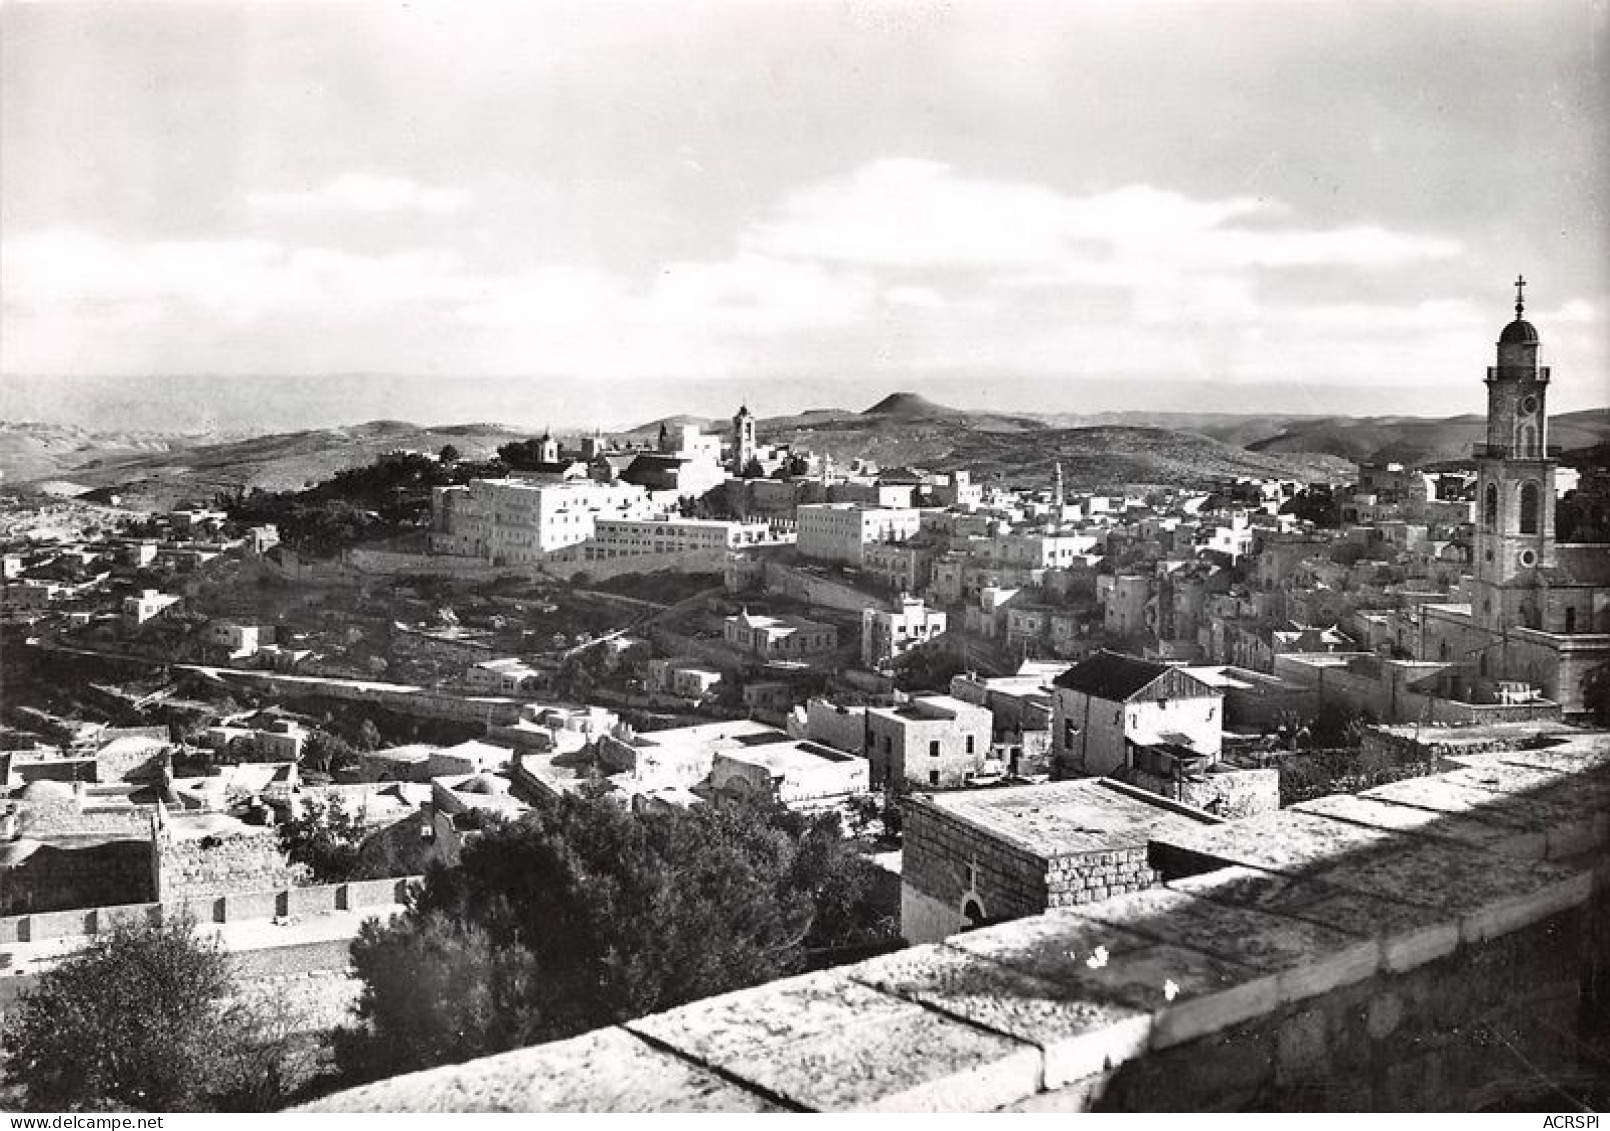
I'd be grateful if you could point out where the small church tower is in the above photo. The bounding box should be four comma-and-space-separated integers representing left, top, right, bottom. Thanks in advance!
732, 403, 757, 475
539, 427, 560, 465
1472, 276, 1556, 633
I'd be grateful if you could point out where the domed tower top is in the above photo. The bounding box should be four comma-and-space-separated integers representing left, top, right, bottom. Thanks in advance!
1484, 275, 1550, 457
1495, 275, 1542, 370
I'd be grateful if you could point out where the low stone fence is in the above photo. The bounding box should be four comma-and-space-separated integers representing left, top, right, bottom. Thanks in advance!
0, 875, 418, 946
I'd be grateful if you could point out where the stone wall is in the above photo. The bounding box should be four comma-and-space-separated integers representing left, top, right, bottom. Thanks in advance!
1044, 847, 1158, 910
155, 827, 299, 901
304, 728, 1610, 1113
0, 876, 416, 945
762, 560, 893, 614
1080, 905, 1589, 1111
1123, 766, 1280, 821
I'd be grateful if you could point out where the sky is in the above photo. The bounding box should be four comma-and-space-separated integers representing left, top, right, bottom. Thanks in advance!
2, 0, 1608, 431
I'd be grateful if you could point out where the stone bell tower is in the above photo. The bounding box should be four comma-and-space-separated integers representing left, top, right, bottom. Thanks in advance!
732, 403, 757, 475
1472, 276, 1557, 633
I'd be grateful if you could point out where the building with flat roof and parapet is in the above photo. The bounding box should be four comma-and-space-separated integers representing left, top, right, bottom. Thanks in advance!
724, 609, 839, 662
865, 694, 993, 792
899, 776, 1221, 943
862, 594, 947, 670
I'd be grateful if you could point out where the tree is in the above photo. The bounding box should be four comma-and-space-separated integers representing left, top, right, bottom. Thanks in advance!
331, 795, 896, 1085
331, 912, 543, 1082
1583, 661, 1610, 727
438, 443, 461, 465
303, 729, 357, 776
278, 794, 367, 883
355, 717, 384, 751
1, 916, 299, 1111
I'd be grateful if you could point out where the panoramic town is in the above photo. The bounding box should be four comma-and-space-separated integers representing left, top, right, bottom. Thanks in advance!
3, 0, 1608, 1118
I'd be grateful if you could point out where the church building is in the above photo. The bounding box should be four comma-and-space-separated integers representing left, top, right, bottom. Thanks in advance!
1419, 279, 1610, 715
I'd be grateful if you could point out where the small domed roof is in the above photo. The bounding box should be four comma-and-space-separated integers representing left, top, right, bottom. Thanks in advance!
458, 773, 508, 796
1499, 318, 1538, 344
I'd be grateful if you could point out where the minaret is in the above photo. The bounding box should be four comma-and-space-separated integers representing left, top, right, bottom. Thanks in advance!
1053, 462, 1065, 508
1472, 276, 1556, 633
732, 403, 757, 475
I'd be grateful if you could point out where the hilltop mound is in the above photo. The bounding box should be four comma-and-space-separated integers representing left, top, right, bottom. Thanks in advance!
861, 392, 958, 418
622, 413, 722, 437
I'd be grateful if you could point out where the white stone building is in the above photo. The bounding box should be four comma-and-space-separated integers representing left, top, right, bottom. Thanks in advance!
430, 478, 661, 563
796, 503, 921, 565
862, 595, 947, 669
1049, 650, 1223, 778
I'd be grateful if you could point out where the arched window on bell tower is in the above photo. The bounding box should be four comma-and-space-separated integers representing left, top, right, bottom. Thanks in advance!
1519, 482, 1540, 535
1484, 483, 1498, 528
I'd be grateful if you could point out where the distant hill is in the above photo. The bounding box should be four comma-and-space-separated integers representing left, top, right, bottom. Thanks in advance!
0, 421, 531, 510
1244, 408, 1610, 466
621, 413, 723, 438
862, 391, 958, 418
7, 398, 1606, 509
0, 423, 226, 487
763, 412, 1353, 489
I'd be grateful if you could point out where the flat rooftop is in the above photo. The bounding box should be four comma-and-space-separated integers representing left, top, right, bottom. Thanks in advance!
917, 778, 1219, 859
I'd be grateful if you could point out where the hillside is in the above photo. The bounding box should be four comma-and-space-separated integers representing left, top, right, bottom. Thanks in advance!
766, 414, 1352, 488
1245, 408, 1610, 466
1, 421, 529, 510
0, 422, 224, 487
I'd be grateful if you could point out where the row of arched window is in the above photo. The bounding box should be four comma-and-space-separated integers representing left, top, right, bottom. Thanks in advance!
1483, 481, 1542, 535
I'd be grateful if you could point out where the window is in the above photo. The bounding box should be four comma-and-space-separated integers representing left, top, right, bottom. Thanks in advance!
1519, 483, 1540, 535
966, 735, 975, 754
929, 770, 940, 786
1566, 608, 1577, 634
1063, 720, 1078, 745
1484, 483, 1498, 528
929, 740, 941, 757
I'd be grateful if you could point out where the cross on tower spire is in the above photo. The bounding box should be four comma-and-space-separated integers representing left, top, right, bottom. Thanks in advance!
1514, 274, 1527, 319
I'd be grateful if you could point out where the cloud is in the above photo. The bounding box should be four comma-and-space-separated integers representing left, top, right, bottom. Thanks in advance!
246, 174, 472, 215
10, 163, 1599, 402
744, 159, 1458, 274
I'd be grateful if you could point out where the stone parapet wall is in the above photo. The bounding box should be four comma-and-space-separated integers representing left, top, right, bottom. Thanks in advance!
305, 728, 1610, 1112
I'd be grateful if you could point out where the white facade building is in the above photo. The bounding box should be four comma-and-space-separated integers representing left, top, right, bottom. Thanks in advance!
584, 517, 770, 560
862, 595, 947, 668
431, 478, 661, 563
796, 503, 921, 565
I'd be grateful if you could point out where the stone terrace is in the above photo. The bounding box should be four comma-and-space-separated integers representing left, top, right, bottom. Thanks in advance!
305, 730, 1610, 1112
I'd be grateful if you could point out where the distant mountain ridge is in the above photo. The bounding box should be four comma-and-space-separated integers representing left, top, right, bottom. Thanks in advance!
5, 400, 1607, 509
